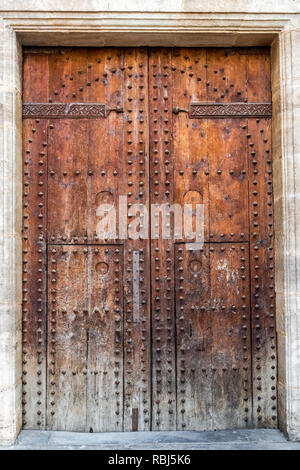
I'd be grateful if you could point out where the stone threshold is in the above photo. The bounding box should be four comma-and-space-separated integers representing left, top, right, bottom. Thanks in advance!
1, 429, 300, 450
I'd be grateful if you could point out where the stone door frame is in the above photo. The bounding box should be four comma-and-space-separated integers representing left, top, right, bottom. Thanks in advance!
0, 9, 299, 443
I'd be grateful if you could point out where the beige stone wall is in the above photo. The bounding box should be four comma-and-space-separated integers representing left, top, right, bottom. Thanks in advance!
274, 27, 300, 441
0, 0, 299, 444
0, 0, 299, 13
0, 19, 23, 445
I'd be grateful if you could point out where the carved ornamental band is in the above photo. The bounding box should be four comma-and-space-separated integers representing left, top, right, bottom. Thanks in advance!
22, 103, 123, 119
189, 102, 272, 118
23, 102, 271, 119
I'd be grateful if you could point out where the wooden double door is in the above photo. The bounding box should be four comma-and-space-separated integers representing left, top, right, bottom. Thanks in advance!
22, 47, 277, 432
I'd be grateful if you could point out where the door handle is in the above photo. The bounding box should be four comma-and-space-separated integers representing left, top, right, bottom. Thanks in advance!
108, 105, 124, 114
173, 107, 188, 115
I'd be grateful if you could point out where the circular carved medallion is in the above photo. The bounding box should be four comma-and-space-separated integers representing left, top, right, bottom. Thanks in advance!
189, 259, 202, 274
95, 262, 109, 275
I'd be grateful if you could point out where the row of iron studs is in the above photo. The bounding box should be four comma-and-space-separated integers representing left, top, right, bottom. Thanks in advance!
22, 119, 47, 428
248, 118, 277, 426
150, 49, 176, 430
124, 49, 150, 431
46, 49, 248, 104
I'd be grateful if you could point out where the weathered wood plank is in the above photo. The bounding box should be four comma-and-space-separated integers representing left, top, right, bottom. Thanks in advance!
149, 48, 176, 430
123, 48, 151, 432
